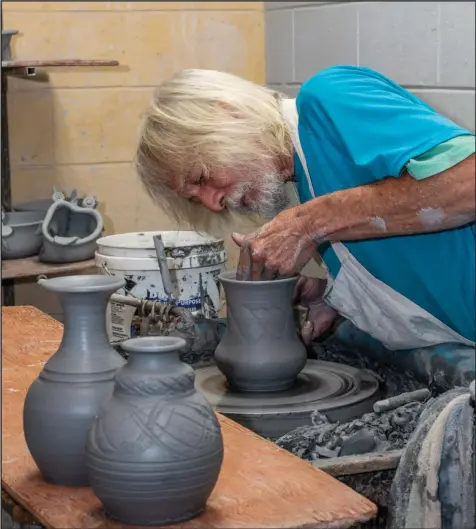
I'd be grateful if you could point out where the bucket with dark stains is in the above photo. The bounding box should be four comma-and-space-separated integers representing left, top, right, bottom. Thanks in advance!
95, 231, 227, 342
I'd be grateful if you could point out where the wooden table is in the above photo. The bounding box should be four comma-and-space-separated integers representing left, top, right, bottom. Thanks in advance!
1, 306, 377, 529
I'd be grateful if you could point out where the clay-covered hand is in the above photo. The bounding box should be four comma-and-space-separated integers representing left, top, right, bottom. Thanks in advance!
232, 208, 317, 280
293, 275, 338, 346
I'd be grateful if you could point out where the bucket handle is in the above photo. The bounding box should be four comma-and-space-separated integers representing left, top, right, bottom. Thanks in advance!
101, 261, 141, 301
101, 262, 113, 276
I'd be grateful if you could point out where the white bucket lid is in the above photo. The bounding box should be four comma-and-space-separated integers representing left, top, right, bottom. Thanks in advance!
97, 231, 225, 259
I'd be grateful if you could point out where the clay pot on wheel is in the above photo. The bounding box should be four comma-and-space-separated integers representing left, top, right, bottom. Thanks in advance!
215, 271, 307, 392
23, 275, 126, 486
86, 336, 224, 526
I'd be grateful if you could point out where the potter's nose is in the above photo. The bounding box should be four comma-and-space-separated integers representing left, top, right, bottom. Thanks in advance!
199, 188, 226, 212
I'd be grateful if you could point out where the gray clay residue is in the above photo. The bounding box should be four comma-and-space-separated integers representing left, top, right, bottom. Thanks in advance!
214, 271, 307, 392
23, 275, 126, 487
86, 336, 224, 526
165, 241, 224, 259
276, 402, 426, 461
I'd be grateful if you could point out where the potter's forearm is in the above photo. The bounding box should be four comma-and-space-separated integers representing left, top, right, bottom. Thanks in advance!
299, 154, 475, 242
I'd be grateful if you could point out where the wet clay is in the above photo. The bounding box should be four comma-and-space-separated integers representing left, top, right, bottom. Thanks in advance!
86, 336, 224, 526
23, 275, 126, 486
215, 271, 307, 392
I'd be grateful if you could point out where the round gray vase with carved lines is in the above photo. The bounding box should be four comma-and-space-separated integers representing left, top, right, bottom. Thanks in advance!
23, 275, 127, 486
215, 271, 307, 392
86, 336, 224, 526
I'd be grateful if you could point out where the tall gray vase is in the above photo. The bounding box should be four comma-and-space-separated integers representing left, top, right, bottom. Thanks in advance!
23, 275, 126, 486
215, 271, 307, 392
86, 336, 224, 526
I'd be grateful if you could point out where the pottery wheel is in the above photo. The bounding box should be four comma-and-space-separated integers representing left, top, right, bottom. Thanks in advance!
195, 360, 381, 439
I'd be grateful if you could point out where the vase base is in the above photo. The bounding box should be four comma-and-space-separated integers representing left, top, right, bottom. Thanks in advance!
42, 472, 89, 488
195, 359, 381, 439
228, 378, 295, 393
105, 505, 204, 526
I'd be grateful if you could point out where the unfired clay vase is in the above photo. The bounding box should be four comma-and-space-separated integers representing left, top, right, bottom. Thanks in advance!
86, 336, 224, 526
215, 271, 307, 392
23, 275, 126, 486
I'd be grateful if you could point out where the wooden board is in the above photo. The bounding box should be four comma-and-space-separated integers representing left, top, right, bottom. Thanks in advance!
1, 306, 377, 529
2, 256, 96, 280
2, 59, 119, 69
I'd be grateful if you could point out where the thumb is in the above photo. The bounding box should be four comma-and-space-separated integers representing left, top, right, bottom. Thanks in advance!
231, 232, 245, 247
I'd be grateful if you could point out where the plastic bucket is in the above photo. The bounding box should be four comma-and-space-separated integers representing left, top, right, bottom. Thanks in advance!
95, 231, 227, 341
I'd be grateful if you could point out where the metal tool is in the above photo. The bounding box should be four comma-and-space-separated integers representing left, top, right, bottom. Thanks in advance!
153, 234, 174, 299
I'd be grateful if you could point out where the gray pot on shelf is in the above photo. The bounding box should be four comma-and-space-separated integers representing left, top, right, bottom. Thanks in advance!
86, 336, 224, 526
23, 275, 126, 487
13, 198, 54, 214
2, 30, 18, 61
1, 210, 45, 259
214, 271, 307, 392
39, 199, 104, 263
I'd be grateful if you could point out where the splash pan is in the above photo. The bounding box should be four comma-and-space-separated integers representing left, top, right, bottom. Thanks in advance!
195, 360, 381, 438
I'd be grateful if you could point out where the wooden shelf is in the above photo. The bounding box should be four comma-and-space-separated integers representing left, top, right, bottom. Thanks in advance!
2, 256, 96, 280
2, 59, 119, 69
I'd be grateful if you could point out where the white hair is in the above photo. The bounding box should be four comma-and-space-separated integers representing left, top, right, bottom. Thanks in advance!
135, 69, 292, 236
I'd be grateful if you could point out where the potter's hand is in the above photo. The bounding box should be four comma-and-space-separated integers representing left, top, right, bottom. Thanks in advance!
293, 276, 338, 346
233, 208, 317, 280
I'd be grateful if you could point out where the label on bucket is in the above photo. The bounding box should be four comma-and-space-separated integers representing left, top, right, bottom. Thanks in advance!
106, 301, 137, 342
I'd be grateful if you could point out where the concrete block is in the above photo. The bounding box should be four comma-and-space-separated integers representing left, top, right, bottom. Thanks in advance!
2, 2, 262, 12
265, 2, 328, 10
267, 84, 302, 98
125, 11, 264, 86
2, 10, 125, 88
439, 2, 475, 88
7, 89, 55, 167
52, 87, 151, 165
265, 10, 294, 83
411, 89, 475, 132
135, 185, 179, 232
359, 2, 439, 87
294, 3, 358, 82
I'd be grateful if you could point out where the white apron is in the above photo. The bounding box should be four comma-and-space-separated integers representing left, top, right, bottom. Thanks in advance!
281, 99, 474, 351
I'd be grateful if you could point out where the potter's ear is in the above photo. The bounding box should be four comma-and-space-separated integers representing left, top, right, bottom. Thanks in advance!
231, 233, 245, 247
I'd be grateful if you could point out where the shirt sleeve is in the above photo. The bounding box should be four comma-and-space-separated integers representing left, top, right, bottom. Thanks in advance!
297, 66, 474, 181
406, 135, 476, 179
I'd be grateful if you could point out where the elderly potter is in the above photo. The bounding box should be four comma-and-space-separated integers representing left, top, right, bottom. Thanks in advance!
135, 67, 475, 363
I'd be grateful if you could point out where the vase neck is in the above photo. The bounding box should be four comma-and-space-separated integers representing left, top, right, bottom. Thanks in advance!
59, 291, 111, 355
115, 351, 195, 398
127, 351, 179, 372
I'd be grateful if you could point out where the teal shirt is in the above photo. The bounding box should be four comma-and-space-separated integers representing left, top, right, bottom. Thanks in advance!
295, 65, 475, 342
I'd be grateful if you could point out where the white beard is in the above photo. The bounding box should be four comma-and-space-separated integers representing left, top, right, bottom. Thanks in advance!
225, 172, 290, 219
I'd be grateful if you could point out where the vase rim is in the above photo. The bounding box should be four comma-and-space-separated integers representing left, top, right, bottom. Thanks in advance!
121, 336, 187, 355
38, 274, 125, 293
219, 270, 299, 286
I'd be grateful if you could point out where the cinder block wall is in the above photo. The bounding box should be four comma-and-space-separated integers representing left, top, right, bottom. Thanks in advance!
265, 1, 475, 131
2, 1, 264, 316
